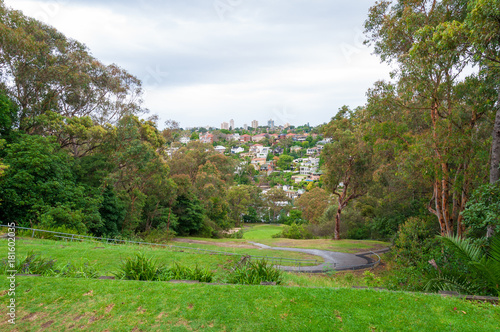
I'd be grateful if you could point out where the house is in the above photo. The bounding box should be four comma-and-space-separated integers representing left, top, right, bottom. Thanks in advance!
306, 172, 322, 181
292, 175, 307, 183
260, 162, 275, 174
231, 147, 245, 154
273, 147, 284, 155
200, 133, 214, 144
240, 152, 255, 159
240, 134, 252, 142
214, 146, 226, 154
252, 134, 267, 142
227, 133, 240, 141
290, 146, 302, 153
250, 144, 264, 154
179, 136, 190, 144
165, 147, 179, 158
306, 147, 319, 155
250, 158, 267, 170
295, 135, 307, 142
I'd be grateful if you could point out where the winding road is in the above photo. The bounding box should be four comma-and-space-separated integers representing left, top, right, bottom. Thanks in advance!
248, 241, 387, 273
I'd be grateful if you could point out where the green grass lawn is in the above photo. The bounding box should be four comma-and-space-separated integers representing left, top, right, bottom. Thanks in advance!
1, 276, 498, 331
242, 224, 283, 240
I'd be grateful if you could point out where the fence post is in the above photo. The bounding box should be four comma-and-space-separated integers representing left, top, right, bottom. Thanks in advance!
32, 229, 35, 238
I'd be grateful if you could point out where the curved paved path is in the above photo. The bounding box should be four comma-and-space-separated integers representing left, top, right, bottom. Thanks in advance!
248, 241, 379, 273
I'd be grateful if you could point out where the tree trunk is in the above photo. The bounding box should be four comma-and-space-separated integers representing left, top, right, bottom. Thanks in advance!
333, 207, 342, 240
487, 91, 500, 238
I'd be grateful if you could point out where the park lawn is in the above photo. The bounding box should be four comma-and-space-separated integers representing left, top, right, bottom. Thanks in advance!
242, 224, 284, 240
254, 238, 391, 253
1, 276, 498, 331
3, 237, 322, 278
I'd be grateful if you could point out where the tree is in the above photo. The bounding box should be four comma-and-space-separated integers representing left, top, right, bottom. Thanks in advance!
295, 188, 331, 224
263, 188, 291, 222
277, 154, 293, 170
322, 106, 374, 240
227, 185, 261, 225
0, 134, 102, 231
364, 0, 495, 237
0, 3, 144, 131
466, 0, 500, 237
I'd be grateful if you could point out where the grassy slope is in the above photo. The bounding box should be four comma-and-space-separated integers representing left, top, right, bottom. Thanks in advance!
1, 277, 498, 331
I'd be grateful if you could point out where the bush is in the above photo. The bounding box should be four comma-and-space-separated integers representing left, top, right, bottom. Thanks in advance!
1, 251, 56, 275
385, 217, 449, 292
114, 253, 165, 281
17, 225, 83, 240
52, 260, 100, 279
162, 262, 214, 283
227, 259, 283, 285
273, 223, 313, 239
139, 229, 176, 243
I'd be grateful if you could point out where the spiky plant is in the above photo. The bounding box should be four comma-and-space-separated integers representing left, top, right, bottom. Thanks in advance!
425, 234, 500, 296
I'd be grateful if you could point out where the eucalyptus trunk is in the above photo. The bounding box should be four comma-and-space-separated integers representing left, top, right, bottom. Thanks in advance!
487, 91, 500, 238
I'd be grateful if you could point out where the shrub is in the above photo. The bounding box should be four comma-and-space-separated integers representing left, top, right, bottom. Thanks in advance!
273, 223, 313, 239
227, 259, 283, 285
52, 260, 100, 279
114, 253, 165, 281
162, 262, 214, 282
17, 225, 83, 241
139, 229, 176, 244
1, 251, 56, 275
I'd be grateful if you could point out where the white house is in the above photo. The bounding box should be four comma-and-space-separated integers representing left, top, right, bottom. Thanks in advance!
179, 136, 190, 144
214, 146, 227, 154
231, 147, 245, 154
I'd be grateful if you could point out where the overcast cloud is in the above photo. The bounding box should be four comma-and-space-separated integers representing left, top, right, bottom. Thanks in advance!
4, 0, 392, 129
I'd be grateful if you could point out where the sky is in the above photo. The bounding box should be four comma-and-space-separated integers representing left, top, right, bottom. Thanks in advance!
4, 0, 392, 129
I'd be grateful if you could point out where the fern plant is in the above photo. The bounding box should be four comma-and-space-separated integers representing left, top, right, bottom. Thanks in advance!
425, 234, 500, 296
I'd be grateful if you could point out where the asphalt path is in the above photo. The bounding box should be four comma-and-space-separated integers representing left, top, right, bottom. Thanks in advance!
248, 241, 380, 273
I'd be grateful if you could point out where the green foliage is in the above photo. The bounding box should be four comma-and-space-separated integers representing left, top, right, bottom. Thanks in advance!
282, 210, 307, 226
273, 222, 314, 240
162, 262, 214, 283
425, 234, 500, 296
1, 251, 56, 275
277, 154, 293, 170
0, 134, 102, 231
385, 217, 443, 291
139, 228, 177, 244
51, 260, 100, 279
16, 225, 83, 240
0, 91, 17, 138
172, 195, 206, 236
227, 259, 283, 285
462, 182, 500, 237
115, 253, 165, 281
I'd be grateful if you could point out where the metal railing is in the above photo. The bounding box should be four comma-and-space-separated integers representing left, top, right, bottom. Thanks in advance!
1, 225, 319, 268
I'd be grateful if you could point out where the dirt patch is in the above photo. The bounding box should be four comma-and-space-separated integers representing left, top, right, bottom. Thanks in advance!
173, 238, 257, 249
41, 320, 54, 329
73, 314, 85, 322
21, 312, 38, 321
105, 304, 115, 313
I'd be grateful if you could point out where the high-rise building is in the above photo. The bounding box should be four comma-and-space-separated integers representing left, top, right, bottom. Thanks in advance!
230, 119, 235, 130
267, 119, 274, 130
221, 122, 229, 130
251, 120, 258, 129
243, 123, 248, 130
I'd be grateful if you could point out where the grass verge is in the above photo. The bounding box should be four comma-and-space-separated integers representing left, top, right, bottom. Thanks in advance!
1, 276, 498, 331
